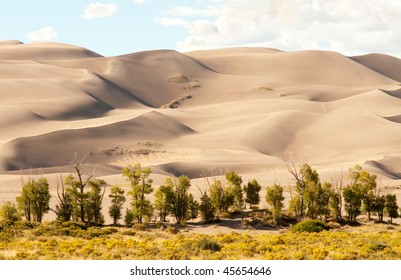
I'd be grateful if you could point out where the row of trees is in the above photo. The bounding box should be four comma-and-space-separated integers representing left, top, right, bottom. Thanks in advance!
270, 163, 400, 223
1, 161, 400, 226
0, 162, 264, 226
121, 164, 263, 225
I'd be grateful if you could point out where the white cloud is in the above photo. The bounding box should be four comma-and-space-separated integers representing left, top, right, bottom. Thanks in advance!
81, 3, 118, 19
27, 27, 57, 42
133, 0, 146, 3
159, 0, 401, 57
156, 17, 188, 27
162, 6, 219, 17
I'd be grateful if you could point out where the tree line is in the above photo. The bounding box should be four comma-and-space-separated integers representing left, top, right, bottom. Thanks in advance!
0, 161, 400, 226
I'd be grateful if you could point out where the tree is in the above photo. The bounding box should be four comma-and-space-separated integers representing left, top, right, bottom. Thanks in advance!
123, 163, 153, 224
265, 184, 285, 222
54, 175, 72, 222
225, 171, 243, 210
288, 162, 330, 220
344, 165, 377, 222
343, 183, 364, 222
329, 176, 343, 221
301, 164, 323, 219
363, 191, 376, 221
375, 194, 386, 222
209, 180, 226, 212
17, 177, 51, 223
318, 182, 332, 222
199, 191, 214, 223
187, 193, 199, 220
167, 176, 192, 224
124, 208, 134, 227
287, 161, 308, 218
86, 179, 106, 225
65, 160, 94, 223
385, 194, 398, 224
154, 184, 173, 222
288, 194, 302, 219
0, 201, 21, 224
244, 179, 261, 209
108, 186, 126, 225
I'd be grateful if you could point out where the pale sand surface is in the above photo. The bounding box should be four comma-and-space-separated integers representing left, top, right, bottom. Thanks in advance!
1, 41, 401, 224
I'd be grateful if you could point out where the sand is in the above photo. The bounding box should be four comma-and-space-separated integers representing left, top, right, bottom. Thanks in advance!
1, 41, 401, 223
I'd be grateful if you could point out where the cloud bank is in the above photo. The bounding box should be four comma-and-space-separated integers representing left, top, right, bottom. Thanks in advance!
158, 0, 401, 56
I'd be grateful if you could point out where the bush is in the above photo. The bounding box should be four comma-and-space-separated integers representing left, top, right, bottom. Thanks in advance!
291, 220, 329, 233
166, 226, 180, 235
198, 238, 221, 251
133, 224, 148, 231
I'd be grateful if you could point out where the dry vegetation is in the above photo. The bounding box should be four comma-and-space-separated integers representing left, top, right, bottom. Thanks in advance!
160, 95, 193, 109
1, 221, 400, 260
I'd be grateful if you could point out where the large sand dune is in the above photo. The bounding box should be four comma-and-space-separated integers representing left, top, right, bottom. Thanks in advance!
1, 41, 401, 217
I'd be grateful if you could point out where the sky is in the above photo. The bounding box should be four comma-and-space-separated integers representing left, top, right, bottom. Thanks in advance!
1, 0, 401, 57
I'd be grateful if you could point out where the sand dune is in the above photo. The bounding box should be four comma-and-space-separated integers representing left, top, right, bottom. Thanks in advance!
350, 53, 401, 83
0, 42, 101, 60
1, 42, 401, 216
0, 111, 195, 171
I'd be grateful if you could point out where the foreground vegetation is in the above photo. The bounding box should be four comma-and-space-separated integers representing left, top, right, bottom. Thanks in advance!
0, 220, 400, 260
1, 160, 401, 260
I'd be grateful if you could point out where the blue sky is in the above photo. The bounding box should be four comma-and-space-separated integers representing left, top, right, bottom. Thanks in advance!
1, 0, 401, 57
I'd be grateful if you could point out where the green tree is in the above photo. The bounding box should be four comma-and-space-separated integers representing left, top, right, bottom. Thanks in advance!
124, 208, 134, 227
108, 186, 126, 225
199, 191, 214, 223
344, 165, 377, 222
363, 191, 376, 221
288, 162, 331, 220
343, 183, 364, 222
301, 164, 322, 219
209, 180, 226, 212
187, 193, 199, 220
318, 182, 332, 222
16, 182, 32, 221
86, 179, 106, 225
17, 177, 51, 223
0, 201, 21, 224
123, 163, 153, 224
265, 184, 285, 222
54, 176, 72, 222
329, 177, 343, 221
154, 184, 174, 222
288, 195, 302, 219
225, 171, 243, 210
386, 194, 398, 224
64, 161, 94, 223
375, 194, 386, 222
287, 161, 308, 219
167, 176, 192, 224
244, 179, 261, 209
329, 191, 341, 220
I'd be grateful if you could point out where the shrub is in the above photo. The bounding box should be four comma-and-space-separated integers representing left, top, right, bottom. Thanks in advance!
166, 226, 179, 235
198, 238, 221, 252
133, 224, 148, 231
168, 74, 190, 83
368, 243, 387, 252
291, 220, 329, 233
0, 202, 21, 224
122, 229, 137, 236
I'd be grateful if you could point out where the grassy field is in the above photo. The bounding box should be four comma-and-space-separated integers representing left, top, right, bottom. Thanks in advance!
1, 220, 400, 260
